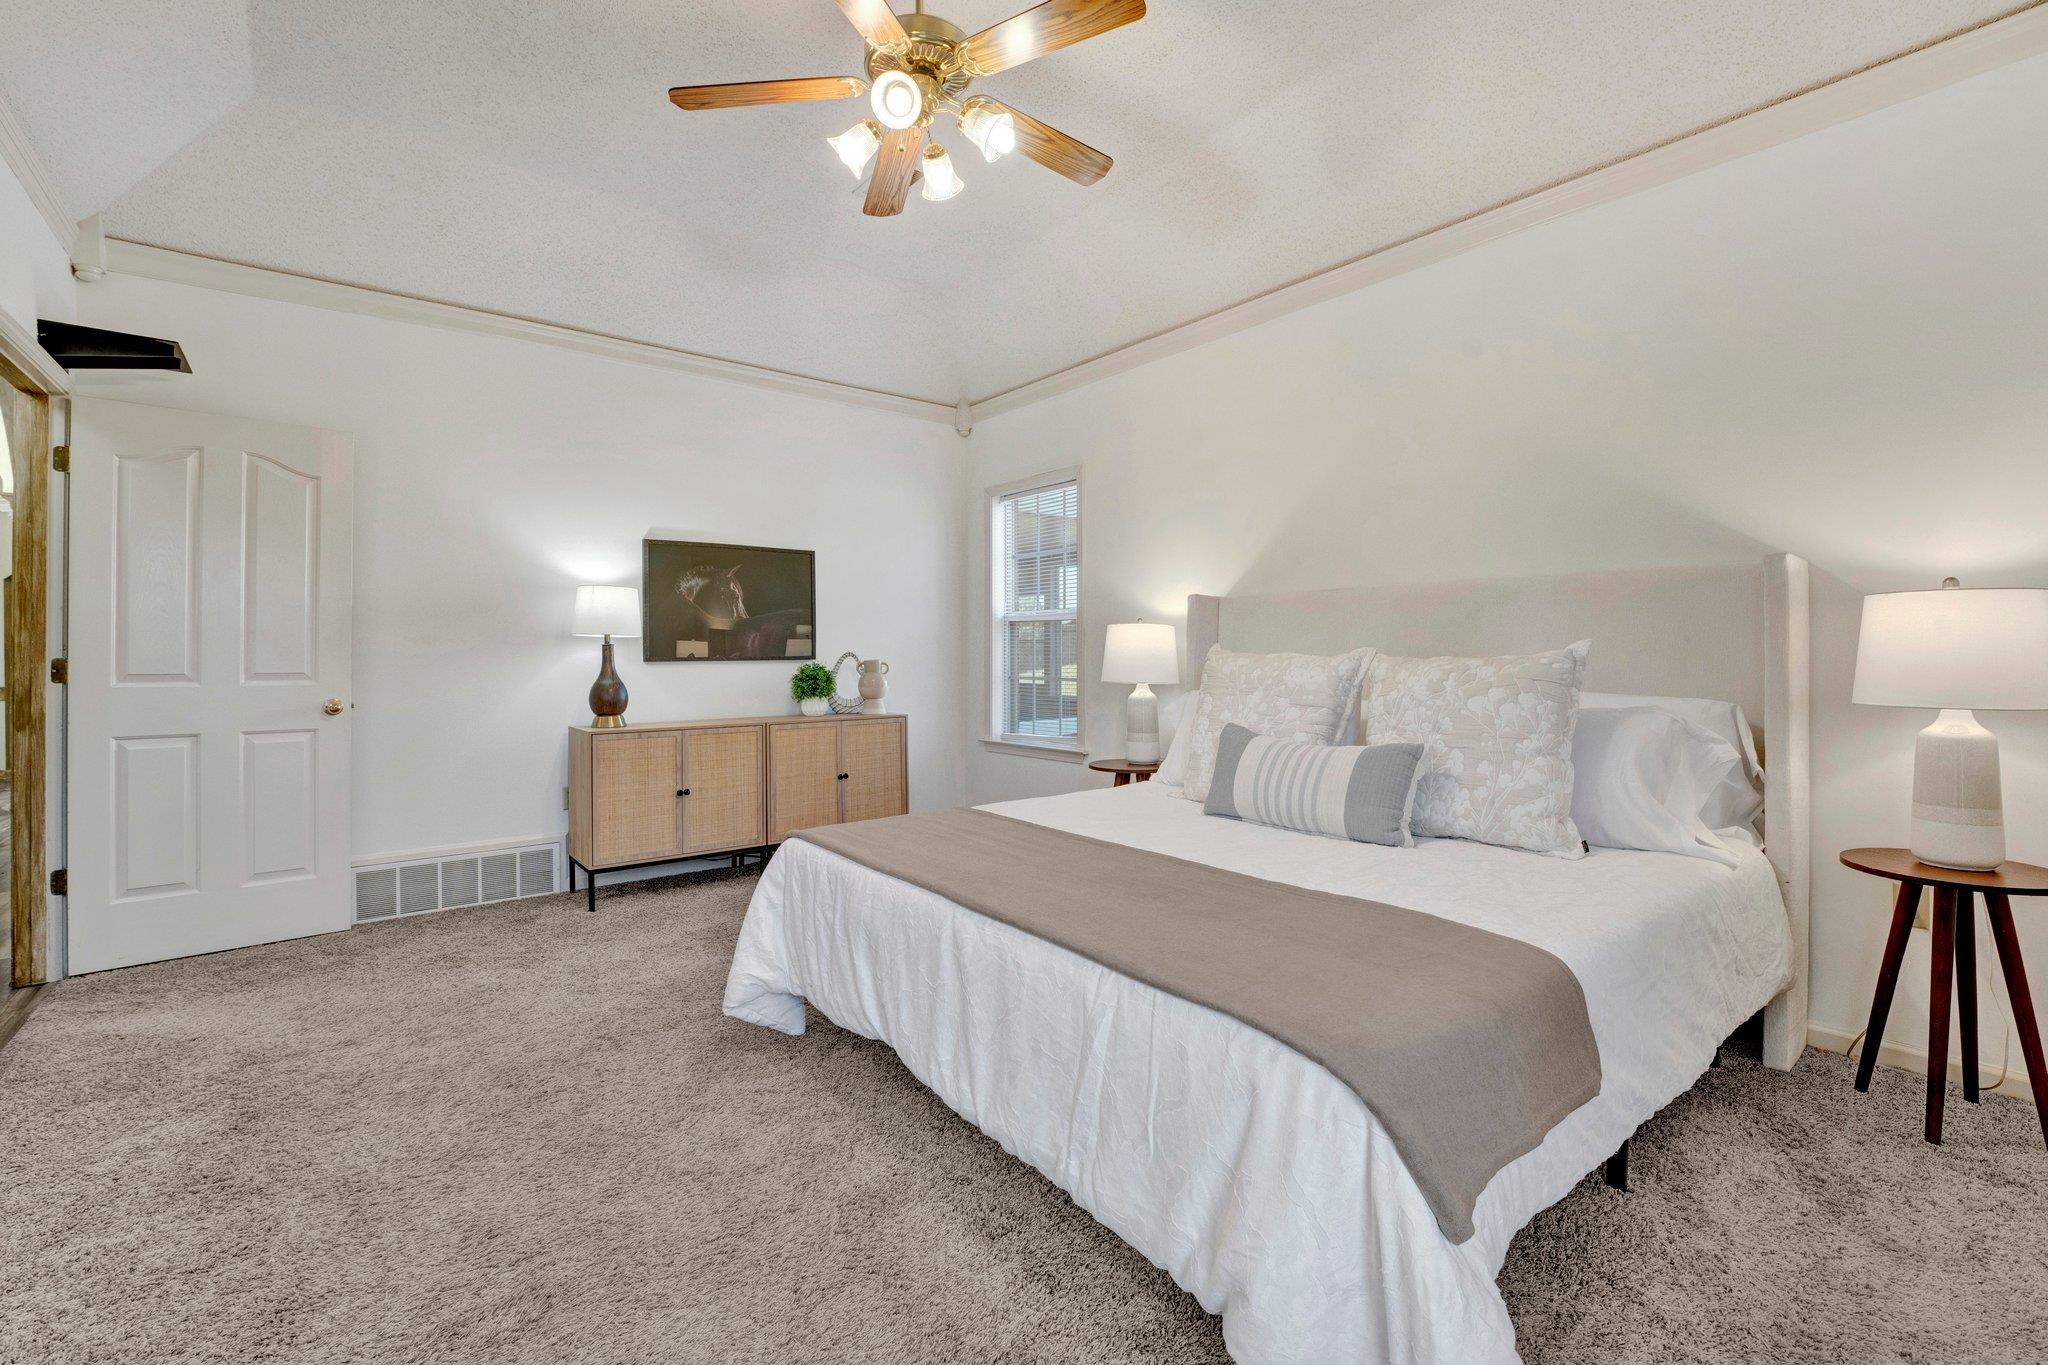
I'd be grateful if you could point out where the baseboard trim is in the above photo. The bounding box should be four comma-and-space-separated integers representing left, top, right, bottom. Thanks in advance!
353, 832, 568, 870
1807, 1022, 2036, 1104
0, 983, 46, 1054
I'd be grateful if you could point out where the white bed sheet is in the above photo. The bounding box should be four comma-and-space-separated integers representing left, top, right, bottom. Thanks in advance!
724, 782, 1793, 1364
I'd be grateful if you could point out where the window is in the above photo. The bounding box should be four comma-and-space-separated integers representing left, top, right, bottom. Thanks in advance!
990, 473, 1081, 748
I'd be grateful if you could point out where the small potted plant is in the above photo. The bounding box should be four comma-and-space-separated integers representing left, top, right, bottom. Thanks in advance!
791, 662, 835, 716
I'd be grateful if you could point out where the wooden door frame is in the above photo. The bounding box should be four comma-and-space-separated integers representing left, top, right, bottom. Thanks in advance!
0, 312, 66, 987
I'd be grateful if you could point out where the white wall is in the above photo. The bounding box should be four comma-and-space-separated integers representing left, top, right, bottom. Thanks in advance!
0, 150, 72, 330
965, 55, 2048, 1064
74, 273, 967, 867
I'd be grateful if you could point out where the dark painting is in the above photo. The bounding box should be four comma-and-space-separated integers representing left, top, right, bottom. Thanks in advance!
642, 540, 815, 662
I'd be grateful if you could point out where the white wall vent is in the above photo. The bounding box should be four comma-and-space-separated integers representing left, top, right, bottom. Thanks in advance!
352, 843, 562, 924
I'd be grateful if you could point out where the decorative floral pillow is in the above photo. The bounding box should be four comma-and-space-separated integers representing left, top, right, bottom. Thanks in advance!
1364, 641, 1592, 857
1181, 645, 1374, 801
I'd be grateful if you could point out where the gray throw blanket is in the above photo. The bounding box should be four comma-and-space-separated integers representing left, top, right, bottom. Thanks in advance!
792, 808, 1601, 1243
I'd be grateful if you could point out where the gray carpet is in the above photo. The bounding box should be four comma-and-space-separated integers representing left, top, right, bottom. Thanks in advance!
0, 871, 2042, 1364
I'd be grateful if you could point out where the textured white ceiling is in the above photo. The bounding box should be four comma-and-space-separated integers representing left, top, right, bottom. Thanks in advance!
3, 1, 2023, 403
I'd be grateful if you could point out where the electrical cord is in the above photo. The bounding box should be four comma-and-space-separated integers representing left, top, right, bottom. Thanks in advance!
1839, 953, 2014, 1093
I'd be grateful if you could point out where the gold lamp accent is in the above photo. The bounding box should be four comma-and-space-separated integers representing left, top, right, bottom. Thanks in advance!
667, 0, 1144, 216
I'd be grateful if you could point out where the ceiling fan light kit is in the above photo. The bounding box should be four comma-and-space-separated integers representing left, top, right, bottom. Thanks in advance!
827, 119, 883, 177
668, 0, 1145, 217
959, 99, 1018, 162
870, 69, 928, 129
920, 143, 964, 201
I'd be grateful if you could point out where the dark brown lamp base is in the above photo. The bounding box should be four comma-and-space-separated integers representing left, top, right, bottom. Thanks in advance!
589, 634, 629, 728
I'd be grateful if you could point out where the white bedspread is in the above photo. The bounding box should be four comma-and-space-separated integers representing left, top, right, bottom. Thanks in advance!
724, 783, 1793, 1364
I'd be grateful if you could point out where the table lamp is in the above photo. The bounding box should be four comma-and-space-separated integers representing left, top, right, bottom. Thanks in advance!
1853, 579, 2048, 869
572, 585, 642, 728
1103, 622, 1179, 764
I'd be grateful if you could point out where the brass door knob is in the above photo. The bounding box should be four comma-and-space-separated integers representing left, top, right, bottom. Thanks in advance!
322, 698, 345, 716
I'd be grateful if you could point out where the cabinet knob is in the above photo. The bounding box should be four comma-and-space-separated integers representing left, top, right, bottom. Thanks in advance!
837, 773, 848, 781
677, 788, 690, 797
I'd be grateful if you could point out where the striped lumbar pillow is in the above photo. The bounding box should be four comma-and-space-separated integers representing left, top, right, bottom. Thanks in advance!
1203, 723, 1426, 847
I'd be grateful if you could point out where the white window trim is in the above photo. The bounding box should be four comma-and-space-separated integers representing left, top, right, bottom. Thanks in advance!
985, 466, 1085, 758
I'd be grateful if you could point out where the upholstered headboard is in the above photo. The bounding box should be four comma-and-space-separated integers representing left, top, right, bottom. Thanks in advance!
1186, 553, 1811, 1070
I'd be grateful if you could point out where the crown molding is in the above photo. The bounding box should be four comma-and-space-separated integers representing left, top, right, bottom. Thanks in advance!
0, 90, 76, 254
966, 3, 2048, 421
100, 240, 961, 425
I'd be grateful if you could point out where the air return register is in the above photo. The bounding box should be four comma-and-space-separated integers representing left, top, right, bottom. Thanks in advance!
352, 844, 561, 923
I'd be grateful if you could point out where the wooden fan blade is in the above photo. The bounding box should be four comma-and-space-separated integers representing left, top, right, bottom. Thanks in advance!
959, 0, 1145, 77
835, 0, 910, 51
976, 99, 1112, 185
864, 126, 924, 217
669, 76, 866, 110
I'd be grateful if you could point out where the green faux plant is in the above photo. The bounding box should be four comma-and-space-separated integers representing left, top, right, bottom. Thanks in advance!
791, 662, 835, 702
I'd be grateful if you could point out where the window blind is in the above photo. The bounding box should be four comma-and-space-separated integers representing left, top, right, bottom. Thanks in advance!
993, 478, 1080, 743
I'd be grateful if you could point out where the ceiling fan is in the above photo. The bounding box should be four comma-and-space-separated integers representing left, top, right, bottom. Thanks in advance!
668, 0, 1146, 217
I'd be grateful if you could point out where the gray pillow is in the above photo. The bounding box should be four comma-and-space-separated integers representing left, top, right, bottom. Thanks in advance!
1203, 723, 1426, 847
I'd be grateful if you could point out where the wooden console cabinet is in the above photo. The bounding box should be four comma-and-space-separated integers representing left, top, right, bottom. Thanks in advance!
568, 713, 908, 909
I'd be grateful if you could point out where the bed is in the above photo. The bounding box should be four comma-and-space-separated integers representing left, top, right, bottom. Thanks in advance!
724, 556, 1811, 1364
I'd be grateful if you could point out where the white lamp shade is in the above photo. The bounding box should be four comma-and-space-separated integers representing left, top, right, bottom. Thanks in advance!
1853, 586, 2048, 710
571, 585, 641, 639
1102, 622, 1178, 685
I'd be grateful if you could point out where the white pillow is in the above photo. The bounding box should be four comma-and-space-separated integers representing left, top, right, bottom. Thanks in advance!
1181, 645, 1374, 802
1365, 641, 1591, 857
1579, 692, 1763, 834
1156, 691, 1194, 786
1571, 707, 1743, 866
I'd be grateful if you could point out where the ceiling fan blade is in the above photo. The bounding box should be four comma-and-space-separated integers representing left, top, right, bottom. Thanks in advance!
668, 76, 867, 110
864, 125, 925, 217
958, 0, 1145, 77
835, 0, 911, 52
976, 99, 1112, 185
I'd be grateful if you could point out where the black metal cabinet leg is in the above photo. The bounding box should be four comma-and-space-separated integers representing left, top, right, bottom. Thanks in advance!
587, 869, 597, 913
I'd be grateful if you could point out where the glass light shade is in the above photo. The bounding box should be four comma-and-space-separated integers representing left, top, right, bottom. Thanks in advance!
960, 104, 1016, 162
1102, 622, 1178, 685
826, 120, 881, 178
919, 144, 963, 201
571, 585, 641, 639
870, 70, 922, 131
1853, 583, 2048, 710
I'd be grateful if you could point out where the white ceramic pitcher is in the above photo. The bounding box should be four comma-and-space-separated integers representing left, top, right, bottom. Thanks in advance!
857, 658, 890, 713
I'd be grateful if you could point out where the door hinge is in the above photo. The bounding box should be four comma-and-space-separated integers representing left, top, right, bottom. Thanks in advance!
51, 444, 69, 473
49, 657, 67, 685
50, 869, 67, 897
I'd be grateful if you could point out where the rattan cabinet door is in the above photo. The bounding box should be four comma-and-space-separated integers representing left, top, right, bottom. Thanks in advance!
592, 730, 684, 866
841, 719, 907, 825
769, 723, 842, 842
682, 726, 765, 854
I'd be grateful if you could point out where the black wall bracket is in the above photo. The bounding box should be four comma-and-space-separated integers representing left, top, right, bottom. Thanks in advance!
35, 319, 191, 374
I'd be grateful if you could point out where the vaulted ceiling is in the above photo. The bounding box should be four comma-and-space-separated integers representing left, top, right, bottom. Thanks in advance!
1, 1, 2022, 404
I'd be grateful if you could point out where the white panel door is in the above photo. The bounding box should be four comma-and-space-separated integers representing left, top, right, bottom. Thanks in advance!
69, 399, 353, 973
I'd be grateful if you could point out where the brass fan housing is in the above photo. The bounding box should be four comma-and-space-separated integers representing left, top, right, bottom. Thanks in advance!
865, 11, 974, 109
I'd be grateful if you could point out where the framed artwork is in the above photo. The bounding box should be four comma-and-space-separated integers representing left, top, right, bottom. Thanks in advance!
642, 539, 816, 662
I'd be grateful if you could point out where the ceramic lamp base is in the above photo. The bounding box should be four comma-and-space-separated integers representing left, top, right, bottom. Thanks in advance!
1910, 709, 2004, 870
1125, 683, 1161, 764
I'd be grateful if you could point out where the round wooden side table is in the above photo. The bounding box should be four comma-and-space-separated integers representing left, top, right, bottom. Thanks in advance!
1840, 847, 2048, 1149
1089, 758, 1159, 788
